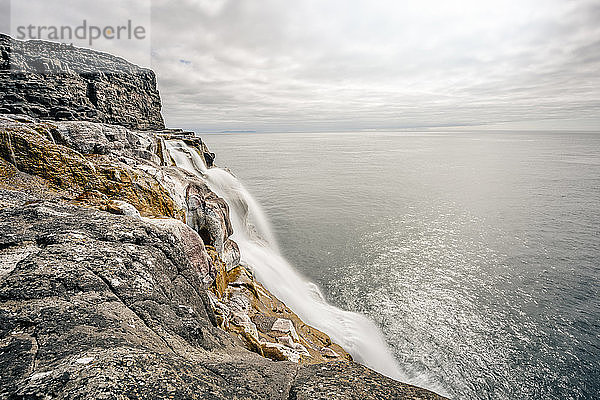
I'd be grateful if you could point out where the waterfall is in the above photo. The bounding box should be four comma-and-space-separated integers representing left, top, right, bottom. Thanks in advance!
165, 139, 409, 381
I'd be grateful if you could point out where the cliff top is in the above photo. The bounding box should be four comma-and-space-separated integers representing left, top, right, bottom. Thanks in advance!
0, 35, 164, 130
0, 33, 149, 74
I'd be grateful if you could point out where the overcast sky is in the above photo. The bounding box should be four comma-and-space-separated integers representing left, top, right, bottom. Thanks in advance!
8, 0, 600, 131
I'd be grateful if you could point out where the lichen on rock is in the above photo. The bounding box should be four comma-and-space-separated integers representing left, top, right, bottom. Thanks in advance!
0, 117, 182, 218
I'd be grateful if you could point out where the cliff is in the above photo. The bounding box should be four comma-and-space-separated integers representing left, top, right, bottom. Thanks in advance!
0, 34, 164, 130
0, 37, 445, 399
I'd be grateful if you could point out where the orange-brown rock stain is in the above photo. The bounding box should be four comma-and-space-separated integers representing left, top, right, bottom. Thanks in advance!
206, 246, 351, 365
0, 121, 183, 219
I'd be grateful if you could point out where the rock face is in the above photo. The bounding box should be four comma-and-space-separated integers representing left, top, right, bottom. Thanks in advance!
0, 197, 291, 399
0, 34, 164, 130
0, 196, 444, 399
207, 263, 351, 366
0, 36, 447, 399
0, 117, 181, 219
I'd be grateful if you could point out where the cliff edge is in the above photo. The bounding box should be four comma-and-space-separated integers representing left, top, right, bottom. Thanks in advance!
0, 36, 446, 400
0, 34, 164, 130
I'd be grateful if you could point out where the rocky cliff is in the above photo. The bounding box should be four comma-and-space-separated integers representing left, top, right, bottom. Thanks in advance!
0, 34, 164, 130
0, 36, 446, 400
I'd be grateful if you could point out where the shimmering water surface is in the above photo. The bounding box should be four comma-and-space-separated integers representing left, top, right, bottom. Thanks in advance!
202, 131, 600, 399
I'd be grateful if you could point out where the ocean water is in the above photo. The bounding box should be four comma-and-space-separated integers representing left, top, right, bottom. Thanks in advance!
201, 131, 600, 399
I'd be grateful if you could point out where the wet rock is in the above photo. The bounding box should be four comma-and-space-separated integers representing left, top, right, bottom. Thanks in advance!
222, 239, 241, 270
272, 318, 300, 342
0, 139, 446, 400
207, 265, 352, 365
320, 347, 341, 358
186, 182, 234, 253
278, 335, 311, 356
263, 342, 301, 363
0, 198, 293, 399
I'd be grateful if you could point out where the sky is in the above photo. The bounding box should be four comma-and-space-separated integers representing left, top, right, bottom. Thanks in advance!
6, 0, 600, 132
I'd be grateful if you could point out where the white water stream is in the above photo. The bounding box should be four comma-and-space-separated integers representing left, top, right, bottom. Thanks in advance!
164, 139, 414, 383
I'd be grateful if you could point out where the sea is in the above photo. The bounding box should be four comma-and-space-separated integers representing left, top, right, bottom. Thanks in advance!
200, 130, 599, 399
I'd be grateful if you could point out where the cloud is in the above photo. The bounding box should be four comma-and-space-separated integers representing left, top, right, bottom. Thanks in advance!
13, 0, 600, 131
146, 0, 600, 131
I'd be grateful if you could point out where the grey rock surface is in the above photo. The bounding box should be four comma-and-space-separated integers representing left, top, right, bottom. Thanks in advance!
290, 361, 445, 400
0, 34, 164, 130
0, 197, 295, 399
0, 197, 446, 399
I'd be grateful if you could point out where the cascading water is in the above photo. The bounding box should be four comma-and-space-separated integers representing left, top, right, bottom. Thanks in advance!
164, 139, 424, 386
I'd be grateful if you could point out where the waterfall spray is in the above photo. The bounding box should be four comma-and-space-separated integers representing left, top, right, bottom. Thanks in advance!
165, 139, 410, 381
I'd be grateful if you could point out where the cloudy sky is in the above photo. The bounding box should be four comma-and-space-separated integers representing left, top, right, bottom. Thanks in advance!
8, 0, 600, 131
